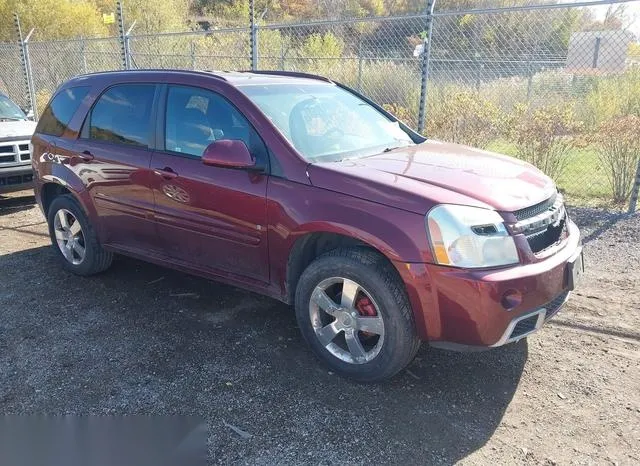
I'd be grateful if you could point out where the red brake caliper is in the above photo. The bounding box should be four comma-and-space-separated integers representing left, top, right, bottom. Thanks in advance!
356, 296, 377, 316
356, 296, 377, 337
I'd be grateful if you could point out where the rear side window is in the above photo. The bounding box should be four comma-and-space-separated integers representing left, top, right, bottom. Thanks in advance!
36, 86, 90, 136
88, 84, 155, 148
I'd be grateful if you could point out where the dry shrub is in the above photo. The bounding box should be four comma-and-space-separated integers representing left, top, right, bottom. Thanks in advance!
426, 86, 505, 148
593, 115, 640, 203
35, 88, 52, 118
382, 103, 414, 126
509, 104, 583, 180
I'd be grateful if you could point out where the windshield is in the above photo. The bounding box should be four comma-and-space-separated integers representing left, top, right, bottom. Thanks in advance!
239, 83, 414, 162
0, 95, 26, 121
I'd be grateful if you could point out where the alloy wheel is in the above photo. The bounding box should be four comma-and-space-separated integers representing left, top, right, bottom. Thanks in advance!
53, 208, 86, 265
309, 277, 385, 364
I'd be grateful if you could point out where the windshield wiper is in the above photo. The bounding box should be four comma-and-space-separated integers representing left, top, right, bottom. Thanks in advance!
383, 143, 412, 153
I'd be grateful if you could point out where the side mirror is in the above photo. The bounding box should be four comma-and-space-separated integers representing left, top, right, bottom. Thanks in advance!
202, 139, 256, 169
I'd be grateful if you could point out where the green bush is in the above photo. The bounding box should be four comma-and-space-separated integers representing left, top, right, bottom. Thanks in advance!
584, 69, 640, 127
299, 32, 344, 59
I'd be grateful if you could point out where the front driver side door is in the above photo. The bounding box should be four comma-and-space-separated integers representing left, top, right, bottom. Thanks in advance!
149, 84, 270, 282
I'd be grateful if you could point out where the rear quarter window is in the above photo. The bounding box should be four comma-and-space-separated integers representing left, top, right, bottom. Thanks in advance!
88, 84, 156, 148
36, 86, 90, 137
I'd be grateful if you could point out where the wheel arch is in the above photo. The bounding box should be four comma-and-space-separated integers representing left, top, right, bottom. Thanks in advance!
40, 182, 73, 217
284, 227, 407, 305
39, 178, 100, 241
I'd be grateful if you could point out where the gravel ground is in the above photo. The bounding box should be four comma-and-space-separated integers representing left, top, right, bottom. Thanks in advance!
1, 190, 639, 465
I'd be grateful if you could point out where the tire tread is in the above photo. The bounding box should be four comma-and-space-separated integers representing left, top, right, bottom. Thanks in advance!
47, 194, 113, 275
295, 247, 421, 382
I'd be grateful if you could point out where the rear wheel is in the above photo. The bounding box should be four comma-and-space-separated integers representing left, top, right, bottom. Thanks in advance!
295, 248, 421, 382
47, 194, 113, 275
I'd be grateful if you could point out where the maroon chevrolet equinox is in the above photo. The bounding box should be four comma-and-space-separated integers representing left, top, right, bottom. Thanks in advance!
31, 70, 583, 381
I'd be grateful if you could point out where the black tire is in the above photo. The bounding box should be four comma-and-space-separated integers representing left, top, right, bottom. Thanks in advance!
295, 248, 421, 382
47, 194, 113, 276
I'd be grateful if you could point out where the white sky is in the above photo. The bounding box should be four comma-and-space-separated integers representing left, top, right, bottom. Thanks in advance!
574, 0, 640, 36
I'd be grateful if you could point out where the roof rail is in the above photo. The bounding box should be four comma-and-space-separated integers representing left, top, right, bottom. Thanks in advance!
243, 70, 333, 83
73, 69, 228, 82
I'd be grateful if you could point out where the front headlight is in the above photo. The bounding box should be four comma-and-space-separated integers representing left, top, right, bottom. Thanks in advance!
426, 205, 519, 268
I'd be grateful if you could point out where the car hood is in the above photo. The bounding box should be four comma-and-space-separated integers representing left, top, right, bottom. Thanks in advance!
307, 140, 557, 215
0, 120, 37, 140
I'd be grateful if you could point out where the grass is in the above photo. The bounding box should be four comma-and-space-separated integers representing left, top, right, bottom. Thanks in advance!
486, 140, 624, 210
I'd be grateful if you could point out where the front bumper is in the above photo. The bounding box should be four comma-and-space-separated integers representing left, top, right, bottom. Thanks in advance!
0, 164, 33, 194
395, 219, 581, 348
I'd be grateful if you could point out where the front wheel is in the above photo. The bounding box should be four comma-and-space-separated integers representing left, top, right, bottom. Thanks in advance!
295, 248, 421, 382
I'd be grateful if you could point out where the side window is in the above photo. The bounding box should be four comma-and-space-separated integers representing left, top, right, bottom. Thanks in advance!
36, 86, 90, 136
88, 84, 155, 148
165, 85, 267, 165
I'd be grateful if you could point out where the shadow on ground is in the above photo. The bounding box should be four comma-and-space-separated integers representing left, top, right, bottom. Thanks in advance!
568, 206, 629, 245
0, 194, 36, 217
0, 245, 527, 464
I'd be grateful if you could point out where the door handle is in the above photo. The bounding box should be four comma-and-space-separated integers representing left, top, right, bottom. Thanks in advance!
153, 167, 178, 180
79, 150, 94, 162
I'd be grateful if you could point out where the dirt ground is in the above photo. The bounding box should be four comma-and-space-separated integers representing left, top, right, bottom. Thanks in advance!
1, 190, 638, 465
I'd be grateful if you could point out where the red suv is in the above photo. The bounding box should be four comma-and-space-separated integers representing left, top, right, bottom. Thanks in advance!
31, 70, 583, 381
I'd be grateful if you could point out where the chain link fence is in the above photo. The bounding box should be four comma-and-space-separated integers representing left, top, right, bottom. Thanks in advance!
26, 37, 122, 112
0, 0, 639, 210
128, 28, 251, 71
0, 42, 28, 109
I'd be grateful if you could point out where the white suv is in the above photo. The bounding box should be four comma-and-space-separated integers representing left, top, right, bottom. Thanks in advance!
0, 92, 36, 194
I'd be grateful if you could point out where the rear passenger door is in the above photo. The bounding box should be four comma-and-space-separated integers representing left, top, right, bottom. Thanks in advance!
149, 84, 270, 282
78, 83, 161, 253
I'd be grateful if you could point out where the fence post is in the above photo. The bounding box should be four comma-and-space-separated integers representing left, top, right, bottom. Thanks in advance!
279, 40, 285, 70
417, 0, 436, 134
357, 37, 363, 92
23, 32, 37, 120
116, 1, 129, 69
14, 15, 36, 119
250, 0, 258, 71
526, 60, 533, 100
190, 41, 196, 70
629, 159, 640, 214
80, 37, 88, 74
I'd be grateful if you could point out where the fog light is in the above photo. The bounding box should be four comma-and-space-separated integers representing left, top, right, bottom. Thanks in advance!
501, 289, 522, 311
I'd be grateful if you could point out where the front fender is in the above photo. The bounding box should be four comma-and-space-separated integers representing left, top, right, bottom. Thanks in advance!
267, 177, 433, 299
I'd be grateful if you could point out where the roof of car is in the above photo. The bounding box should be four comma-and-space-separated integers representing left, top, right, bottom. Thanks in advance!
67, 69, 334, 87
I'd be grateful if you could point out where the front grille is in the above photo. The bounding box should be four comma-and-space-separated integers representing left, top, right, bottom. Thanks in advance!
510, 314, 539, 338
0, 140, 31, 166
0, 172, 32, 187
527, 218, 567, 253
544, 290, 570, 321
512, 193, 567, 254
513, 192, 558, 221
